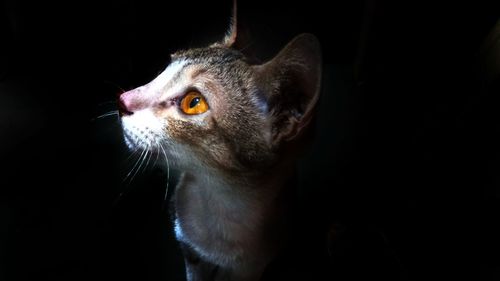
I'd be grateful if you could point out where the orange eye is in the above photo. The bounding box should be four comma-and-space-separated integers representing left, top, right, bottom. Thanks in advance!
180, 91, 209, 115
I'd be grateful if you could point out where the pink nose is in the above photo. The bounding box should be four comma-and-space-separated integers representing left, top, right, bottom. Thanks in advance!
118, 88, 146, 116
118, 95, 133, 116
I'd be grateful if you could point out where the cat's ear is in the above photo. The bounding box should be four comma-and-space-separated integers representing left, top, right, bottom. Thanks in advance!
254, 33, 322, 145
218, 1, 255, 58
222, 0, 238, 47
221, 0, 253, 51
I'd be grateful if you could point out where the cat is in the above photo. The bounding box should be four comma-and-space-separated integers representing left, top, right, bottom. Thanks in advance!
118, 5, 322, 280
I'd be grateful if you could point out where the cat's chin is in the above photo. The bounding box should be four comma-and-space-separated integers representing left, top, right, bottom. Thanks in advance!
123, 132, 142, 151
122, 129, 163, 153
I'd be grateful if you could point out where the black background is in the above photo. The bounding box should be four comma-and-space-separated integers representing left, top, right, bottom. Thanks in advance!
0, 0, 499, 280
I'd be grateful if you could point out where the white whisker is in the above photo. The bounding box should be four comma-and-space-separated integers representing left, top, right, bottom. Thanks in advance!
160, 143, 171, 210
152, 147, 160, 168
123, 148, 141, 165
123, 148, 147, 184
103, 80, 127, 94
151, 139, 163, 168
114, 148, 147, 206
91, 110, 119, 122
128, 147, 149, 184
145, 147, 153, 171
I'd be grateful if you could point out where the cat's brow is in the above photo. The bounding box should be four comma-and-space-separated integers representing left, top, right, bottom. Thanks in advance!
190, 68, 207, 80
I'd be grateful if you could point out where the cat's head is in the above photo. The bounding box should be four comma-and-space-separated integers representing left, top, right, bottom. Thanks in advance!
119, 17, 321, 175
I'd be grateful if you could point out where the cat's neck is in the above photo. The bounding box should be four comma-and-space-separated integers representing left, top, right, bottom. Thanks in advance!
183, 160, 296, 200
173, 163, 297, 265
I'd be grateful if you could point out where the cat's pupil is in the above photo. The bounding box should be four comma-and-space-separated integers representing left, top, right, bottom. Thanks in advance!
190, 97, 200, 108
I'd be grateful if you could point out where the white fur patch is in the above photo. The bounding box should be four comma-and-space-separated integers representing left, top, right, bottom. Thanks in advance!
121, 109, 163, 150
174, 218, 184, 240
174, 217, 208, 261
150, 59, 188, 91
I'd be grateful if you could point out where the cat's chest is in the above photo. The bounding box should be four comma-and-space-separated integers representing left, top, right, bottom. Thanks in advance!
173, 173, 265, 263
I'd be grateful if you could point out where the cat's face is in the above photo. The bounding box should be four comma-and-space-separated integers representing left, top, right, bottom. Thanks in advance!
120, 34, 321, 175
120, 47, 272, 172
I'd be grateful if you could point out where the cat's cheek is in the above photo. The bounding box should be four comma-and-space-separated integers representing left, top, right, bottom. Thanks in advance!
161, 118, 216, 168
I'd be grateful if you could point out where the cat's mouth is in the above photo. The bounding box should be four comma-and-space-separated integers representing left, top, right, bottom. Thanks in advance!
120, 109, 165, 151
122, 126, 162, 151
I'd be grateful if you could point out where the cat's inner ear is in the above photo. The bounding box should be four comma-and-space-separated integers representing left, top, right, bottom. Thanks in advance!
254, 33, 322, 145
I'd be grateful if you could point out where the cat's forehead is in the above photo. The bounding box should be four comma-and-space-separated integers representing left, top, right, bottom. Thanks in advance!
171, 46, 244, 66
165, 46, 254, 96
